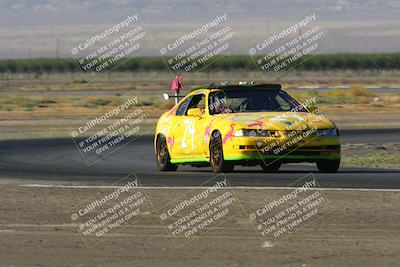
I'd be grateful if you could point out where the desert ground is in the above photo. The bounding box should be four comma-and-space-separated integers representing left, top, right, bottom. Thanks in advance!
0, 185, 399, 267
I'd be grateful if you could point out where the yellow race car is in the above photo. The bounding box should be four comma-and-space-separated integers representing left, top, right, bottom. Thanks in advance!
155, 83, 340, 173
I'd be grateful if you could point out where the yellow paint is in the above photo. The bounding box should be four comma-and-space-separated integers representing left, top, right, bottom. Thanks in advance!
155, 87, 341, 163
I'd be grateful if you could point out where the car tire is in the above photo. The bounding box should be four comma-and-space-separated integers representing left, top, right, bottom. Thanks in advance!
156, 135, 178, 171
209, 131, 234, 173
316, 159, 340, 173
260, 161, 281, 172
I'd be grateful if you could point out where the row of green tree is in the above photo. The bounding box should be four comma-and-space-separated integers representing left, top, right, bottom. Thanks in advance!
0, 53, 399, 73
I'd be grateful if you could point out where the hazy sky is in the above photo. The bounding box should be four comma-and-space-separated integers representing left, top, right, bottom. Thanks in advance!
0, 0, 399, 58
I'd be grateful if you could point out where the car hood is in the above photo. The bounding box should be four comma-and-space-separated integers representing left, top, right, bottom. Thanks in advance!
213, 112, 335, 130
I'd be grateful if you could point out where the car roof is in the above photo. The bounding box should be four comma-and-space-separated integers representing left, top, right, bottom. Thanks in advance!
190, 83, 282, 92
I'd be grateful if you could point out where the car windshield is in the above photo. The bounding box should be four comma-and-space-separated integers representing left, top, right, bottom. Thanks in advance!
209, 89, 307, 114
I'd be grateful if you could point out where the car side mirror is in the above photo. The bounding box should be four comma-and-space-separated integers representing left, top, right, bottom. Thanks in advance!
187, 108, 203, 117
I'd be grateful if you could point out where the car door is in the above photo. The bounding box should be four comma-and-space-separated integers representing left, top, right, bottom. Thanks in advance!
174, 93, 209, 159
168, 95, 192, 159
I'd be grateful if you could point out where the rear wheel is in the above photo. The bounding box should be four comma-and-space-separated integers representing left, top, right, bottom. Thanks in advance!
316, 159, 340, 173
156, 135, 178, 171
260, 161, 281, 172
209, 132, 234, 173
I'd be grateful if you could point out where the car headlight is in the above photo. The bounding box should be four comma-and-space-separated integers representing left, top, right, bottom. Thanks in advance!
234, 129, 280, 137
317, 128, 339, 136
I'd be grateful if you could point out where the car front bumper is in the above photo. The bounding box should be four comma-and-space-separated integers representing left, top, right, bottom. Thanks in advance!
223, 136, 341, 163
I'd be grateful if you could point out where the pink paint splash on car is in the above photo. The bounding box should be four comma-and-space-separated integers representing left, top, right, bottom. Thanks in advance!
223, 124, 235, 144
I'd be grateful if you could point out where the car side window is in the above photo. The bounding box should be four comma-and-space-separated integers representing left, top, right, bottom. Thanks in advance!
185, 94, 205, 115
176, 96, 192, 116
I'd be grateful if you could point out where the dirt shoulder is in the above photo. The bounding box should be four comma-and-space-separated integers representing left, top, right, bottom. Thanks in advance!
0, 185, 399, 267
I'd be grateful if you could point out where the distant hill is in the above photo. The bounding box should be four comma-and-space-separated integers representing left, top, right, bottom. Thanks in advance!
0, 0, 399, 58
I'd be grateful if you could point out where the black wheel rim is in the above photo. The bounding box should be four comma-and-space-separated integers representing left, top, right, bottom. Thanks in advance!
157, 138, 168, 165
211, 139, 222, 168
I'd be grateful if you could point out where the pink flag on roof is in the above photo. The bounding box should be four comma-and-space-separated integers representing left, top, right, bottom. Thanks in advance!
171, 75, 183, 93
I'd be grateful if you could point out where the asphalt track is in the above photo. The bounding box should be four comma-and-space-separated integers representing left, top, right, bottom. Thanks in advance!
0, 128, 399, 188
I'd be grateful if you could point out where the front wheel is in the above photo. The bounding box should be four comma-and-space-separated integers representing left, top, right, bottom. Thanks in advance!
316, 159, 340, 173
156, 135, 178, 171
209, 132, 234, 173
